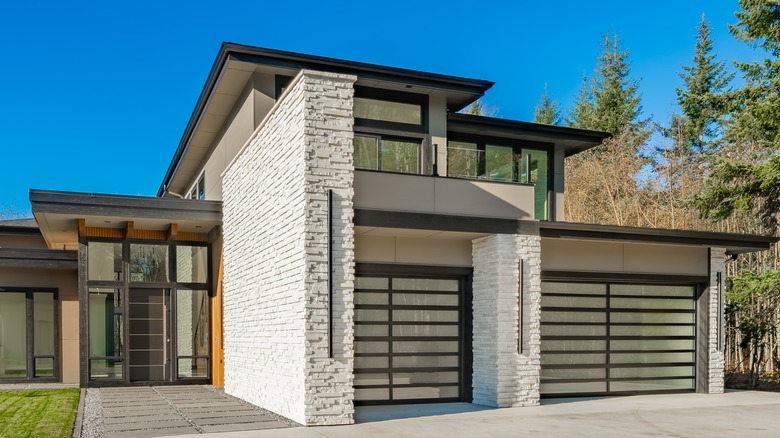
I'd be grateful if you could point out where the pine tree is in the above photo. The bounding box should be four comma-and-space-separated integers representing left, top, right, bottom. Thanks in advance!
591, 33, 645, 136
464, 100, 485, 116
566, 74, 596, 128
671, 15, 734, 157
533, 84, 562, 125
694, 1, 780, 230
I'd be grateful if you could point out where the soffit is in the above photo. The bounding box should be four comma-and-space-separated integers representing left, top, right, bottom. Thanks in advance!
30, 190, 222, 250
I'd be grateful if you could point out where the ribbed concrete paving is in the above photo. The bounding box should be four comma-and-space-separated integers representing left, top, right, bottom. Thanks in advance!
99, 386, 291, 437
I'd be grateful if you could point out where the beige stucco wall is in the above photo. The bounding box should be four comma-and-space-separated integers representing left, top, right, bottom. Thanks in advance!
0, 234, 48, 249
354, 171, 536, 220
355, 235, 472, 266
540, 238, 709, 276
0, 268, 79, 384
195, 71, 278, 202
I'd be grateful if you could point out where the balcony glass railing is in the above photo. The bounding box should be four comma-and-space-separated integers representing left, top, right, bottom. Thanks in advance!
354, 135, 434, 176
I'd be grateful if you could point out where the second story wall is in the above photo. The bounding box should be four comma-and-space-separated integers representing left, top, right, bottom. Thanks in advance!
187, 72, 278, 201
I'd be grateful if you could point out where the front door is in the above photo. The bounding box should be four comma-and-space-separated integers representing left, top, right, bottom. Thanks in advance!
128, 288, 169, 382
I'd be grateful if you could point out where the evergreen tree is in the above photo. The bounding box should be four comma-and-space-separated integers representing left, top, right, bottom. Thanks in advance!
534, 84, 562, 125
694, 1, 780, 230
464, 100, 485, 116
591, 33, 645, 136
567, 74, 596, 128
669, 15, 734, 157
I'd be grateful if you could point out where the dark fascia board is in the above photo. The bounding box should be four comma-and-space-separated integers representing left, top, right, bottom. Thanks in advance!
354, 209, 540, 235
0, 248, 77, 270
539, 221, 778, 254
447, 113, 611, 155
157, 42, 495, 197
30, 189, 222, 222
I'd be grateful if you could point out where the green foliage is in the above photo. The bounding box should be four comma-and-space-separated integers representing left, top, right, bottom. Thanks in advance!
464, 100, 485, 116
533, 84, 562, 125
726, 270, 780, 387
694, 2, 780, 229
666, 16, 734, 158
694, 155, 780, 229
0, 389, 80, 438
568, 33, 646, 138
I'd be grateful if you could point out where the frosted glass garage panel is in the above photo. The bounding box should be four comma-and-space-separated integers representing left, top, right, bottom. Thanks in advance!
355, 277, 389, 290
610, 312, 694, 324
541, 325, 606, 337
542, 282, 606, 295
393, 293, 458, 306
392, 278, 459, 291
610, 379, 694, 392
542, 311, 606, 323
540, 382, 607, 394
541, 296, 606, 308
610, 285, 695, 297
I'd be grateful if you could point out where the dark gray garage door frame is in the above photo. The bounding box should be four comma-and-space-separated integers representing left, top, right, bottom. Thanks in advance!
354, 264, 473, 406
540, 271, 709, 398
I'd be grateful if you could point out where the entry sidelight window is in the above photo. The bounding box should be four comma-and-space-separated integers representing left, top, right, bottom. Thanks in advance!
176, 289, 209, 378
85, 240, 210, 383
0, 289, 57, 380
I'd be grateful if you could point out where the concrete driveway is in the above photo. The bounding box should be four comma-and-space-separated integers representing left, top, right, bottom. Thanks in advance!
160, 390, 780, 437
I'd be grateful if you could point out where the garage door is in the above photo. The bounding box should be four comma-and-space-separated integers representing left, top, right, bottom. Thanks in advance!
540, 281, 697, 397
353, 274, 468, 405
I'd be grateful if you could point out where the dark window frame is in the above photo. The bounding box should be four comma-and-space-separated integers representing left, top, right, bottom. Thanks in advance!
353, 264, 473, 406
354, 86, 428, 134
353, 133, 432, 176
447, 132, 554, 219
82, 237, 211, 386
0, 287, 59, 382
538, 272, 707, 398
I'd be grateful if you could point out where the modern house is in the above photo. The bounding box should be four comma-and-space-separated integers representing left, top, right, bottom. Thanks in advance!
0, 43, 776, 426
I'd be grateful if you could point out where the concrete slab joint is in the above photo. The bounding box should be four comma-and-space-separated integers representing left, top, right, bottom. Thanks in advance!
472, 234, 541, 407
222, 69, 357, 426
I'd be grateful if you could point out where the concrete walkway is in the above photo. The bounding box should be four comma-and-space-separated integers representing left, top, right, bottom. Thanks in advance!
157, 390, 780, 438
99, 386, 291, 437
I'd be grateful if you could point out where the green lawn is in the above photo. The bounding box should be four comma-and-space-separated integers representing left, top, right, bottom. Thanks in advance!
0, 389, 80, 438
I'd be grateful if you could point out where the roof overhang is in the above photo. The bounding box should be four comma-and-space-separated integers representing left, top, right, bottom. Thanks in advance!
158, 43, 495, 197
30, 190, 222, 250
540, 221, 778, 255
447, 113, 610, 155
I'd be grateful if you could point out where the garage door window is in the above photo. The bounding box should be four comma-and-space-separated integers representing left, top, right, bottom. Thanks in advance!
354, 274, 467, 404
540, 281, 697, 396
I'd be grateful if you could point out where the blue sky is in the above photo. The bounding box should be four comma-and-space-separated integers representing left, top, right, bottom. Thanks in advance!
0, 1, 760, 215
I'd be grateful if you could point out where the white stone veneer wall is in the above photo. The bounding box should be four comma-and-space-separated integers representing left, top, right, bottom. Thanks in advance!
471, 234, 541, 407
222, 70, 356, 425
708, 247, 726, 393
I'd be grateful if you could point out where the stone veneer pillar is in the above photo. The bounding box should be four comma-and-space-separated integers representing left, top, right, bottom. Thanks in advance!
471, 234, 541, 407
222, 70, 356, 425
707, 247, 727, 394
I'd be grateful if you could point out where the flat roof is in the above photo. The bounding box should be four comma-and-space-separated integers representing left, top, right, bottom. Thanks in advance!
447, 113, 611, 155
30, 189, 222, 250
539, 221, 778, 255
158, 42, 495, 197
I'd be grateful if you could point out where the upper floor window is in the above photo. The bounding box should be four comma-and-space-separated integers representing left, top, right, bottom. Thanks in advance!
447, 137, 551, 220
354, 98, 422, 125
187, 173, 205, 200
353, 87, 427, 133
354, 134, 432, 175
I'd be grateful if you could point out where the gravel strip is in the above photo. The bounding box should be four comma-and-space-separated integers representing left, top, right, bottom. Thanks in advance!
204, 385, 302, 428
79, 388, 104, 438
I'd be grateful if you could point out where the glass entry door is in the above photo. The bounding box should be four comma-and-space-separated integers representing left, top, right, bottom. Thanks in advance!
128, 288, 169, 381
